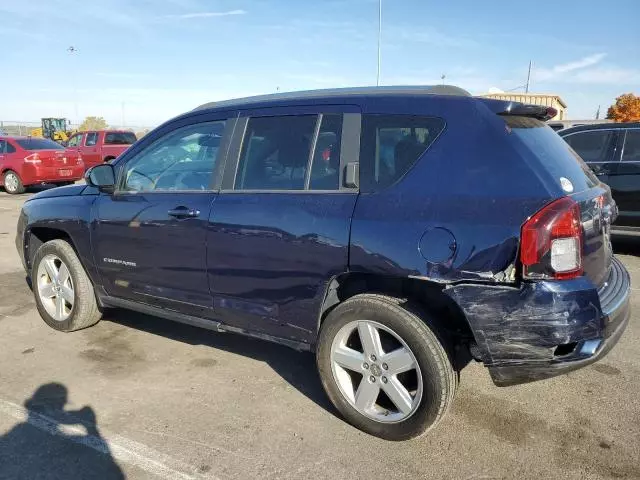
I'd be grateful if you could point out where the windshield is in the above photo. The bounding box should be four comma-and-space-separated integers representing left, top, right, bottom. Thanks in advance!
503, 116, 599, 193
15, 138, 64, 150
105, 132, 137, 145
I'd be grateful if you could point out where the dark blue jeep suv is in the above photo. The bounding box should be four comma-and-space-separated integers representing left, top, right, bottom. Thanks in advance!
16, 86, 630, 440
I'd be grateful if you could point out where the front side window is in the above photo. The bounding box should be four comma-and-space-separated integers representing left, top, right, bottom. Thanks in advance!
621, 130, 640, 163
85, 132, 99, 146
0, 140, 5, 154
121, 121, 225, 192
564, 130, 616, 163
360, 115, 445, 191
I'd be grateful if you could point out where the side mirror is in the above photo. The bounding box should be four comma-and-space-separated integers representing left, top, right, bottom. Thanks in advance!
85, 164, 115, 193
344, 162, 359, 189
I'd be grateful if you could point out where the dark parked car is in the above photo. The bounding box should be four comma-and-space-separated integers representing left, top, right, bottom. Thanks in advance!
16, 86, 630, 440
559, 123, 640, 236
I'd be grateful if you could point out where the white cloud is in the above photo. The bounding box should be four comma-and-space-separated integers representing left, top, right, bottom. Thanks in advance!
572, 67, 640, 85
535, 53, 606, 81
165, 10, 246, 19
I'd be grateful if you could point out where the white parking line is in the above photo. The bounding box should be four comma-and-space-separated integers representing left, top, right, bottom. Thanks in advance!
0, 398, 217, 480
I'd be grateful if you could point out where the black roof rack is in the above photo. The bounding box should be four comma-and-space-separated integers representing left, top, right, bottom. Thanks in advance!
194, 85, 471, 111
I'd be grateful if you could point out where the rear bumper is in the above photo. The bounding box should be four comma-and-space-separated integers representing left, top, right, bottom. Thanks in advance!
445, 256, 630, 386
22, 164, 84, 185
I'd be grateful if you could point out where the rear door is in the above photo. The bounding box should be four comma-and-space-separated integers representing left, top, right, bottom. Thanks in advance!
92, 114, 234, 317
207, 106, 360, 342
606, 129, 640, 228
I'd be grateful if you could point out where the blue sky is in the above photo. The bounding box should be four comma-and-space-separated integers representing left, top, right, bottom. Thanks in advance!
2, 0, 639, 127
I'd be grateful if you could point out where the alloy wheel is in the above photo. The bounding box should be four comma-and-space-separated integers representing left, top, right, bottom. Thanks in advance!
36, 254, 74, 321
330, 320, 422, 423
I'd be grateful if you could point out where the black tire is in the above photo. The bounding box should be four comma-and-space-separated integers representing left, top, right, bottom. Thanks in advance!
317, 294, 457, 440
3, 170, 25, 194
54, 181, 75, 187
32, 239, 102, 332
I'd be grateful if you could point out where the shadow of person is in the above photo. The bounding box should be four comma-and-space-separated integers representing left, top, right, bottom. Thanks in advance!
0, 383, 124, 480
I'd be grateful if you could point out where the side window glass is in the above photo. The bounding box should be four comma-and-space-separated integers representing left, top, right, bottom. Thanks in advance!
621, 130, 640, 163
565, 131, 614, 163
234, 115, 317, 190
309, 114, 343, 190
6, 141, 16, 153
360, 115, 445, 192
0, 140, 5, 154
85, 132, 98, 146
121, 121, 225, 192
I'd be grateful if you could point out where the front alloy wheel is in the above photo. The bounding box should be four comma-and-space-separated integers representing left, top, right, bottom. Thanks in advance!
36, 254, 75, 321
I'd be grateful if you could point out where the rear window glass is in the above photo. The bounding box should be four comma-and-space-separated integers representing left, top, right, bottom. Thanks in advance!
15, 138, 64, 150
105, 132, 137, 145
504, 116, 598, 193
360, 115, 445, 192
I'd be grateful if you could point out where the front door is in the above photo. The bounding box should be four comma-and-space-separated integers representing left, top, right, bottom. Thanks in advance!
80, 132, 101, 168
207, 108, 360, 343
93, 117, 232, 317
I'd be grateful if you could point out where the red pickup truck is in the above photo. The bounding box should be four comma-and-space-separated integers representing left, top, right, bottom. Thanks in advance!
66, 130, 137, 169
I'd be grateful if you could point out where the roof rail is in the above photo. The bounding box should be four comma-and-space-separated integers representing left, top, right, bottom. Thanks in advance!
194, 85, 471, 111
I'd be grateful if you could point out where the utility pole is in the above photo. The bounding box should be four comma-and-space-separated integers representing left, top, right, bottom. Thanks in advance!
595, 105, 601, 120
68, 46, 78, 124
525, 60, 532, 93
376, 0, 382, 86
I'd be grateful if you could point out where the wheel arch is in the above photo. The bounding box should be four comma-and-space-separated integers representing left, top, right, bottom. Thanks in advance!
27, 226, 77, 273
316, 273, 476, 354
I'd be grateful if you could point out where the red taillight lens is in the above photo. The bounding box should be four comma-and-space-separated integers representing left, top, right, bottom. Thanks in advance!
520, 196, 583, 280
24, 153, 41, 164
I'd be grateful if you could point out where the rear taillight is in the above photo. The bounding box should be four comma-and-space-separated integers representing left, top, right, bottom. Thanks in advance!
24, 153, 41, 164
520, 196, 583, 280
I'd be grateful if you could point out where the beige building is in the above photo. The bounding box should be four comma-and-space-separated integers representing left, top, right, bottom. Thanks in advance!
481, 93, 567, 120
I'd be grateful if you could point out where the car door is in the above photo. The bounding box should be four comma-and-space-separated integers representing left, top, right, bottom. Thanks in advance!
207, 106, 360, 343
607, 129, 640, 228
92, 114, 235, 317
81, 132, 101, 168
0, 139, 6, 167
562, 129, 620, 186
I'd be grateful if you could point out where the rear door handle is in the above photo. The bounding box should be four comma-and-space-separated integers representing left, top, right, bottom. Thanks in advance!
168, 206, 200, 218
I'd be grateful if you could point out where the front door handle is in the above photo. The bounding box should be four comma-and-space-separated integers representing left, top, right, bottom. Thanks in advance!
168, 206, 200, 219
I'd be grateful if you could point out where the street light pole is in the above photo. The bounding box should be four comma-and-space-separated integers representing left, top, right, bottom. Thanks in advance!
376, 0, 382, 86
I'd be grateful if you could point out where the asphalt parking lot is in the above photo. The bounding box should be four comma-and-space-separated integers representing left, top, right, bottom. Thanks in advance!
0, 187, 639, 480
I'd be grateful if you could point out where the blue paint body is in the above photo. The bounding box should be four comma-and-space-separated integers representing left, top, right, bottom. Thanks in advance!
16, 90, 630, 385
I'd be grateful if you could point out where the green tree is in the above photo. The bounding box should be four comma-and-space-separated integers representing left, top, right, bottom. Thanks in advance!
79, 116, 108, 131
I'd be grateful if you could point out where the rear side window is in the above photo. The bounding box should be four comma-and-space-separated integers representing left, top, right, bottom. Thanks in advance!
564, 130, 616, 163
234, 114, 344, 191
15, 138, 64, 150
360, 115, 445, 192
105, 132, 137, 145
622, 130, 640, 163
85, 132, 98, 146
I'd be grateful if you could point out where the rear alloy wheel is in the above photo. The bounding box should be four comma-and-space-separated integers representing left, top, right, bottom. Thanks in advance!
32, 239, 102, 331
3, 170, 25, 194
317, 294, 457, 440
